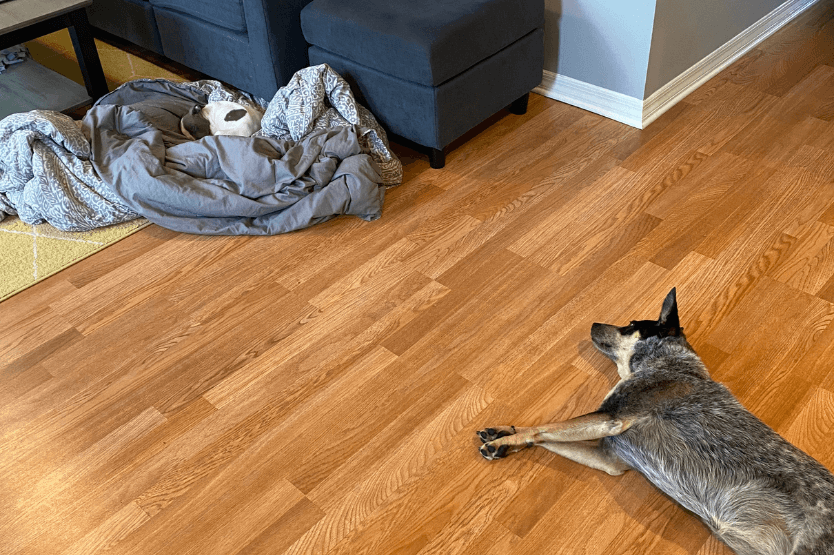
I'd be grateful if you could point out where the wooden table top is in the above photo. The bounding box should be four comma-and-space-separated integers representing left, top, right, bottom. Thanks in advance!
0, 0, 92, 35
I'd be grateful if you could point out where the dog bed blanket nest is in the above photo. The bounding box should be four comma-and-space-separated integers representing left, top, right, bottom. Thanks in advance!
0, 64, 402, 235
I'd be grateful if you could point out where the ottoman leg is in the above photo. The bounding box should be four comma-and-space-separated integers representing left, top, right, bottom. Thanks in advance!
508, 92, 529, 115
429, 148, 446, 169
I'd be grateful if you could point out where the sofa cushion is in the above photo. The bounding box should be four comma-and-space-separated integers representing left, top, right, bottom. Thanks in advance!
300, 0, 543, 87
149, 0, 247, 33
309, 27, 543, 149
87, 0, 163, 54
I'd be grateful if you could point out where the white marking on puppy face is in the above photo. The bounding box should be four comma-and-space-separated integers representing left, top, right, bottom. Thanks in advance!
180, 118, 196, 140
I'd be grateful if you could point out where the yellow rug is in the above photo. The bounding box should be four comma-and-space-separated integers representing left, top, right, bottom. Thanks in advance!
0, 216, 150, 301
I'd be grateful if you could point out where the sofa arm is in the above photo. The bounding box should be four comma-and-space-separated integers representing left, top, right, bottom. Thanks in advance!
243, 0, 316, 99
87, 0, 164, 55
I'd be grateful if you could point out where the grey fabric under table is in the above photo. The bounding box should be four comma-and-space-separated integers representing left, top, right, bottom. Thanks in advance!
0, 0, 108, 119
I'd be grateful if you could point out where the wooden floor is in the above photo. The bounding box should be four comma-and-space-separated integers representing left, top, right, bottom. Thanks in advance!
3, 4, 834, 554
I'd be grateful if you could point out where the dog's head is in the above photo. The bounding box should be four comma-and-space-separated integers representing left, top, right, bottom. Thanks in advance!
180, 104, 212, 140
590, 288, 683, 371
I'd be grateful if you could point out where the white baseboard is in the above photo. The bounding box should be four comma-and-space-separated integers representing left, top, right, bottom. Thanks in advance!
533, 72, 644, 128
534, 0, 820, 129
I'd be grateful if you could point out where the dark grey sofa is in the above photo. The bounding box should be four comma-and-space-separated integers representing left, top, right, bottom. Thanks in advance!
87, 0, 314, 100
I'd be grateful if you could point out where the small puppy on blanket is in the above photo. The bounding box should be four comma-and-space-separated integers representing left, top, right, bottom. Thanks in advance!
180, 101, 262, 139
478, 289, 834, 555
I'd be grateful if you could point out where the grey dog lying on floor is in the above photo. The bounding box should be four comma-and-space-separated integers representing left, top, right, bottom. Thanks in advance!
479, 289, 834, 555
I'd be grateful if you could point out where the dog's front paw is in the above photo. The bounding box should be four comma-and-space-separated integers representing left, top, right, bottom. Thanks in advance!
477, 426, 517, 460
479, 441, 511, 460
476, 426, 516, 443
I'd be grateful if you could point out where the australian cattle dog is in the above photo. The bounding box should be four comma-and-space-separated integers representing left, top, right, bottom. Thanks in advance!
478, 289, 834, 555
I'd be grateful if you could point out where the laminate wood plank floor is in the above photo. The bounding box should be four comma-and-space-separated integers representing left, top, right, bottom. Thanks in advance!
3, 3, 834, 554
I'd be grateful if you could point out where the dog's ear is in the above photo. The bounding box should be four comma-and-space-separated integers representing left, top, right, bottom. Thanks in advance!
658, 288, 681, 334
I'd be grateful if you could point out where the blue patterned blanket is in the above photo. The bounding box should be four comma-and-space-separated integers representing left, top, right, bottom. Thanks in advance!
0, 110, 137, 231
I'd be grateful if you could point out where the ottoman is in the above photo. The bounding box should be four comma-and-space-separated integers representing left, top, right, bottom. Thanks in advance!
300, 0, 544, 168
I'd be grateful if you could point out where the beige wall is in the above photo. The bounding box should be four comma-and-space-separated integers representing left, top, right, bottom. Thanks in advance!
543, 0, 800, 100
644, 0, 785, 98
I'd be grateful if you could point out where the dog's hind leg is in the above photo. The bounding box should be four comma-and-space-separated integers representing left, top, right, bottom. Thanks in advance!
478, 412, 634, 473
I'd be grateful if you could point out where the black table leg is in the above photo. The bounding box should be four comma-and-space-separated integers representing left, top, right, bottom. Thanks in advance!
65, 8, 108, 100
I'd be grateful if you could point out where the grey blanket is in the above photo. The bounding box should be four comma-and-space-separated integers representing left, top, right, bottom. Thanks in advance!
85, 79, 385, 235
0, 66, 399, 235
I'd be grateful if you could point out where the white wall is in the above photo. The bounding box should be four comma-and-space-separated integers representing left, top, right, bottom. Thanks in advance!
543, 0, 657, 99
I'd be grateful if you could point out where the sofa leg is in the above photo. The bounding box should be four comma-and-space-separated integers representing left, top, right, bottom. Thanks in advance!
508, 93, 529, 115
429, 148, 446, 169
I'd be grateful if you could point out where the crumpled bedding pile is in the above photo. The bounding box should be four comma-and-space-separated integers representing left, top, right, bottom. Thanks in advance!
0, 64, 402, 235
0, 45, 30, 74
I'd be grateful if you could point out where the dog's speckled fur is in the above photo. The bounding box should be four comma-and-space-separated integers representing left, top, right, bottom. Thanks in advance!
479, 289, 834, 555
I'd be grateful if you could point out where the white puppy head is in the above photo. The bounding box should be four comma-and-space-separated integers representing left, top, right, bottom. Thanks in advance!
180, 101, 263, 140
